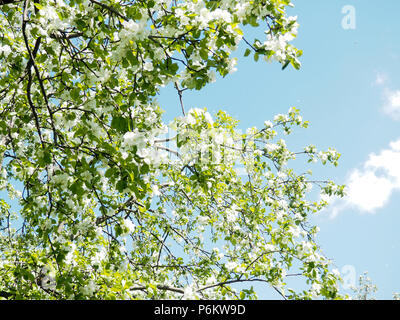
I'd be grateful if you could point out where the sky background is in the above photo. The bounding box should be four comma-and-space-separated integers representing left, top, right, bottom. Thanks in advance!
158, 0, 400, 299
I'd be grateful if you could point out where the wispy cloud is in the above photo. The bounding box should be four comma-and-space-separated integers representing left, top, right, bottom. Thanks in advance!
383, 89, 400, 120
327, 139, 400, 218
373, 72, 400, 120
374, 72, 388, 86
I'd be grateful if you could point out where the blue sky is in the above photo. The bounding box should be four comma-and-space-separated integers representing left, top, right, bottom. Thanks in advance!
159, 1, 400, 298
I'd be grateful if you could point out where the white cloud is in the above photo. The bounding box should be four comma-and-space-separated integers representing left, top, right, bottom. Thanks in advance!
346, 170, 393, 212
383, 90, 400, 120
366, 139, 400, 182
328, 138, 400, 218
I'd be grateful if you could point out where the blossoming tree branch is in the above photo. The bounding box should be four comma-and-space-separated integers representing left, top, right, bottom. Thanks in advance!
0, 0, 345, 299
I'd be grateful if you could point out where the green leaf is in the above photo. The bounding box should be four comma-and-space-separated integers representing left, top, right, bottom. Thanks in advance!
70, 88, 80, 100
70, 181, 84, 196
199, 49, 209, 60
34, 2, 44, 10
42, 151, 52, 165
282, 60, 290, 70
126, 50, 138, 66
111, 116, 129, 133
290, 59, 301, 70
116, 179, 127, 193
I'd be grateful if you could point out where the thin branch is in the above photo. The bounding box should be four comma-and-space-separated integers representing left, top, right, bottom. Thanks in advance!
89, 0, 128, 20
50, 31, 84, 40
22, 0, 44, 147
174, 82, 186, 116
155, 145, 180, 157
130, 284, 184, 294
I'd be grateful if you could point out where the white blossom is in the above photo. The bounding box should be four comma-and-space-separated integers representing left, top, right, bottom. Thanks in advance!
122, 219, 136, 235
81, 280, 97, 296
225, 261, 237, 271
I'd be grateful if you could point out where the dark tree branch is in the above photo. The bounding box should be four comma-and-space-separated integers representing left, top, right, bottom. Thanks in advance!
174, 82, 186, 116
89, 0, 128, 20
50, 31, 84, 40
22, 0, 58, 144
0, 0, 22, 5
22, 0, 44, 147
